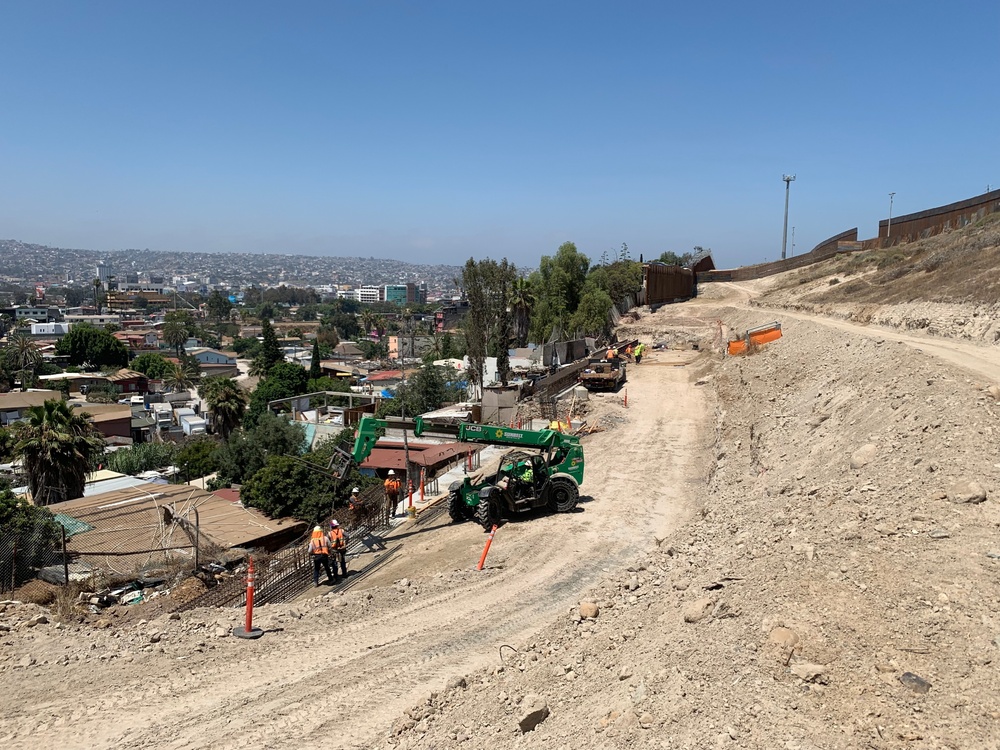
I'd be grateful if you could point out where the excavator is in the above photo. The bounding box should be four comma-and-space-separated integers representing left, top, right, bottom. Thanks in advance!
328, 415, 585, 530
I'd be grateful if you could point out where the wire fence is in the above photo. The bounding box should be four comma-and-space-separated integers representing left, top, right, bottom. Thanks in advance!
0, 500, 218, 596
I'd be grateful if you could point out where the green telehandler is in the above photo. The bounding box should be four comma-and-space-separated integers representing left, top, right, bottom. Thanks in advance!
331, 416, 585, 531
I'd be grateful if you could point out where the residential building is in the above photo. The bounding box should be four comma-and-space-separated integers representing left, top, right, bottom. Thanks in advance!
31, 322, 70, 337
0, 390, 63, 427
388, 334, 435, 359
188, 348, 237, 366
406, 282, 428, 304
435, 299, 471, 332
1, 305, 54, 323
65, 314, 122, 328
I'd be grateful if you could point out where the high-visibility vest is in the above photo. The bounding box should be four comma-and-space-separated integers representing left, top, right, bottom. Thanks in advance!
385, 478, 401, 495
606, 348, 615, 358
309, 531, 330, 555
329, 528, 346, 550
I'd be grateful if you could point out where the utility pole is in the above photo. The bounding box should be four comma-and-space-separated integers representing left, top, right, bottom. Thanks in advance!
887, 192, 896, 244
781, 174, 796, 260
398, 322, 410, 518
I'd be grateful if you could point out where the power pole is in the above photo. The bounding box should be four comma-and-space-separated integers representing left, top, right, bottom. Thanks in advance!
781, 174, 796, 260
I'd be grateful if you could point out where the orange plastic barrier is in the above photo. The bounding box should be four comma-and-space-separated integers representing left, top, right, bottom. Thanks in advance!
727, 323, 782, 355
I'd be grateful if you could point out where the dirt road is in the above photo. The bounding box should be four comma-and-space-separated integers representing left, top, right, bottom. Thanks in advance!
0, 334, 713, 750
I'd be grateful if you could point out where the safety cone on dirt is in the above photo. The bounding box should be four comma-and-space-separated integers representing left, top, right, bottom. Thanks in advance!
232, 557, 264, 639
476, 525, 499, 571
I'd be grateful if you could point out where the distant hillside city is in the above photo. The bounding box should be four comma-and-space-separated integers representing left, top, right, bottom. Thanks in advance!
0, 238, 468, 304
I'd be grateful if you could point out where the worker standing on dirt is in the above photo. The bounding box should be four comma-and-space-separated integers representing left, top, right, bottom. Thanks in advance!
384, 470, 401, 522
329, 519, 348, 578
606, 346, 618, 360
634, 342, 645, 364
308, 525, 335, 586
625, 344, 633, 361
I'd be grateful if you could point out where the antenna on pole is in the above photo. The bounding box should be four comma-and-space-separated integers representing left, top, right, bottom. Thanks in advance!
781, 175, 796, 260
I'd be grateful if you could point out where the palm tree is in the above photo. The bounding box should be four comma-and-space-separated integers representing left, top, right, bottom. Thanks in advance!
163, 362, 194, 393
402, 308, 415, 360
5, 332, 41, 391
0, 313, 13, 338
93, 278, 102, 308
200, 377, 248, 440
163, 321, 187, 357
359, 310, 376, 341
13, 399, 104, 505
510, 277, 536, 348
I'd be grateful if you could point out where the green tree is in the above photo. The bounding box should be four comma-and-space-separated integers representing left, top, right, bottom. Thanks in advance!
585, 260, 644, 307
528, 241, 591, 344
206, 290, 233, 321
5, 332, 41, 391
462, 257, 517, 389
199, 377, 248, 440
163, 362, 195, 393
256, 318, 283, 374
244, 362, 309, 427
13, 399, 105, 505
54, 324, 129, 369
569, 288, 614, 337
131, 352, 172, 379
163, 320, 188, 357
231, 337, 261, 357
510, 277, 536, 347
176, 438, 219, 480
656, 250, 695, 266
309, 338, 322, 380
242, 454, 338, 522
0, 478, 61, 588
216, 412, 305, 484
0, 427, 13, 461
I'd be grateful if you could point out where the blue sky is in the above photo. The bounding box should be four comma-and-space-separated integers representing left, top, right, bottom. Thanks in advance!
1, 1, 997, 269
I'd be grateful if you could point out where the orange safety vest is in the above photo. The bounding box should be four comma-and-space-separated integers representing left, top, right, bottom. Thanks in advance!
384, 478, 401, 495
309, 530, 330, 556
626, 345, 633, 355
329, 527, 346, 550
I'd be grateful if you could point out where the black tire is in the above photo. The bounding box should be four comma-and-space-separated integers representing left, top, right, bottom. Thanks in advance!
547, 476, 579, 513
449, 490, 469, 524
477, 488, 503, 530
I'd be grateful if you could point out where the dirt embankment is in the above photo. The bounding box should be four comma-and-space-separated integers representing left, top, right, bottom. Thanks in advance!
744, 216, 1000, 345
4, 293, 1000, 749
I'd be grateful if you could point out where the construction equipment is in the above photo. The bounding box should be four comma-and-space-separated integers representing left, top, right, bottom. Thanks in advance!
333, 416, 585, 531
579, 356, 626, 391
442, 422, 584, 530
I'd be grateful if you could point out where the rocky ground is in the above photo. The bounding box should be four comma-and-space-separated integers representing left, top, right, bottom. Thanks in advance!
3, 279, 1000, 749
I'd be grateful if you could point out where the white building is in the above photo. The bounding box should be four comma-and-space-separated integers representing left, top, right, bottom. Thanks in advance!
31, 322, 70, 337
354, 286, 381, 304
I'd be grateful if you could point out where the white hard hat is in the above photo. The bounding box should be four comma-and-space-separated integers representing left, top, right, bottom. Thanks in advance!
331, 519, 339, 527
313, 525, 322, 532
352, 487, 360, 493
388, 469, 395, 475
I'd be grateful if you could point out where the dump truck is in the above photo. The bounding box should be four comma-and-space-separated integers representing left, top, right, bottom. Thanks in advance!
331, 416, 585, 530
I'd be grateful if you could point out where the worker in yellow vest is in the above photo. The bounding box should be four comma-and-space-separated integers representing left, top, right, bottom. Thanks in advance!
308, 526, 335, 586
329, 519, 348, 578
634, 342, 645, 364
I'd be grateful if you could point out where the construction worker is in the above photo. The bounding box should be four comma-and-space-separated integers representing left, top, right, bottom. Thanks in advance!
348, 487, 362, 511
384, 469, 401, 520
308, 525, 335, 586
606, 346, 618, 360
634, 342, 645, 364
329, 519, 348, 578
625, 344, 634, 361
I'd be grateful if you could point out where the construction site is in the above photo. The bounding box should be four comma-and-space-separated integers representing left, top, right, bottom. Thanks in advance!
4, 213, 1000, 749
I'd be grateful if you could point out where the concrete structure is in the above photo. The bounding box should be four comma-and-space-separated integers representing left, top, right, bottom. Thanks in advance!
65, 314, 122, 328
355, 286, 381, 304
30, 322, 70, 337
187, 348, 237, 366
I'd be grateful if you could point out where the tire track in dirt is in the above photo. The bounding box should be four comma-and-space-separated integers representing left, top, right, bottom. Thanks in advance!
2, 330, 713, 750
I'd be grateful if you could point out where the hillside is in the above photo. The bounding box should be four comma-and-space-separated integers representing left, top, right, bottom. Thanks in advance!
3, 248, 1000, 748
746, 214, 1000, 342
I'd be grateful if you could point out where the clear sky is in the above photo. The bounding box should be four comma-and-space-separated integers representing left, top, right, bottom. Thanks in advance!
1, 1, 997, 269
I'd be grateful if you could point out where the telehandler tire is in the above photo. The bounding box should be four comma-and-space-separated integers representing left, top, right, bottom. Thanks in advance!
546, 476, 579, 513
477, 488, 503, 530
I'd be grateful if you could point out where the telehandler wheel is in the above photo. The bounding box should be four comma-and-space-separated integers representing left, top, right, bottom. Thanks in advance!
448, 490, 470, 524
477, 488, 503, 530
547, 476, 579, 513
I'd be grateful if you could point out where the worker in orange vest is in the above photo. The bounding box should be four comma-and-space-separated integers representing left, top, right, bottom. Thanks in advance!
308, 525, 335, 586
384, 470, 401, 520
329, 519, 348, 578
625, 344, 634, 361
606, 346, 618, 360
348, 487, 361, 511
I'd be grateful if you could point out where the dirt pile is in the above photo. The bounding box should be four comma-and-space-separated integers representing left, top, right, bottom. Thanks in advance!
378, 306, 1000, 749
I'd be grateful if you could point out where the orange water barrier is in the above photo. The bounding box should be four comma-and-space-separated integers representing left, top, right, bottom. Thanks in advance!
727, 322, 782, 355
